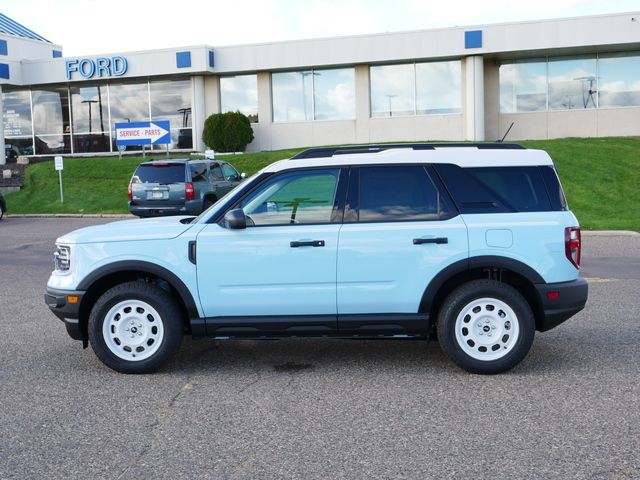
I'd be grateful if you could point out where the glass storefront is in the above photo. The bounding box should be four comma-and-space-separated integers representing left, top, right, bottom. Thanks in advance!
3, 88, 33, 156
371, 60, 462, 117
1, 78, 193, 155
272, 68, 355, 122
70, 84, 109, 153
499, 52, 640, 113
150, 79, 193, 150
32, 86, 71, 154
220, 74, 259, 123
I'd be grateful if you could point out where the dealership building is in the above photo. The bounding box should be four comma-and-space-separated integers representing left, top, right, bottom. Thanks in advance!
1, 11, 640, 163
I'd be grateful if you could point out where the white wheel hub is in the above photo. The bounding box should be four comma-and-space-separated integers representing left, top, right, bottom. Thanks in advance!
102, 300, 164, 361
454, 297, 520, 361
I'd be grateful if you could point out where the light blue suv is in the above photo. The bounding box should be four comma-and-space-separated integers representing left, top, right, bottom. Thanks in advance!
45, 143, 588, 374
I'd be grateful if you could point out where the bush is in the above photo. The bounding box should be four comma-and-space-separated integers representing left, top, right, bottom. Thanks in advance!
202, 111, 254, 153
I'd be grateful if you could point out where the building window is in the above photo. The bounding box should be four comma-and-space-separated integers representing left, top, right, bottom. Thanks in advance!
416, 61, 462, 115
150, 79, 193, 150
499, 60, 547, 113
108, 81, 150, 152
370, 64, 415, 117
32, 86, 71, 155
272, 68, 355, 122
598, 52, 640, 108
70, 84, 110, 153
313, 68, 355, 120
2, 88, 34, 157
370, 61, 461, 117
499, 53, 640, 113
548, 56, 597, 110
220, 74, 258, 123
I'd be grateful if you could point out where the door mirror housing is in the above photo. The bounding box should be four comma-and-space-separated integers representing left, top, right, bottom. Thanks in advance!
240, 172, 247, 180
224, 208, 247, 229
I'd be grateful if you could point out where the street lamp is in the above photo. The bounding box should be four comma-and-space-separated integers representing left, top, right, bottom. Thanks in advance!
385, 94, 398, 117
300, 71, 321, 120
81, 99, 98, 133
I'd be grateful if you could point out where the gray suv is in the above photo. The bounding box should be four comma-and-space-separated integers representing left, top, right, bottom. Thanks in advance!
128, 159, 244, 217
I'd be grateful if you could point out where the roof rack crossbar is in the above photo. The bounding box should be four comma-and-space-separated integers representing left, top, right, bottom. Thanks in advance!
290, 142, 525, 159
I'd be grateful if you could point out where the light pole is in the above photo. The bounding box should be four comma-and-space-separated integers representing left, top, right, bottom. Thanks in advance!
300, 71, 320, 120
385, 94, 398, 117
81, 99, 98, 133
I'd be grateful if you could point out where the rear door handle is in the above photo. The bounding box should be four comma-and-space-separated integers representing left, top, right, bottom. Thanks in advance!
413, 237, 448, 245
290, 240, 325, 248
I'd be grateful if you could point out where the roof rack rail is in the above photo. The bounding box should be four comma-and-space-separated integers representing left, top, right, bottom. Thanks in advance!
290, 142, 525, 159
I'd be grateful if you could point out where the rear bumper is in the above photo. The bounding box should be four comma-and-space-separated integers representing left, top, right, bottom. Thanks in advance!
44, 288, 85, 341
534, 278, 588, 332
128, 200, 202, 217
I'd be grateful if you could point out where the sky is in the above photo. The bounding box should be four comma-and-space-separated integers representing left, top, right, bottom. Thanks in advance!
1, 0, 639, 56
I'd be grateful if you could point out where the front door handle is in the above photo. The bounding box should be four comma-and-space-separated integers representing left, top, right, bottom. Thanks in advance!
290, 240, 325, 248
413, 237, 448, 245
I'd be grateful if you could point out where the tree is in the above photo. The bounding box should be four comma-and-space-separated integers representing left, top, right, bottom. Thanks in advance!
202, 111, 254, 153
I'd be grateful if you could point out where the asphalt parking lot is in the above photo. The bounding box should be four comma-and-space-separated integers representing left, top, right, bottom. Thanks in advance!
1, 217, 638, 480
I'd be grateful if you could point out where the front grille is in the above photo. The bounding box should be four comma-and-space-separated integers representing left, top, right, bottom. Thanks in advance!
54, 245, 71, 271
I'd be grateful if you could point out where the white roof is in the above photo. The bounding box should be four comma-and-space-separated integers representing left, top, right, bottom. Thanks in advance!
265, 148, 554, 173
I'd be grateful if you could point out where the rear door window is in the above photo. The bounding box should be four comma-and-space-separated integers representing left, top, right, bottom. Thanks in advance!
190, 163, 210, 183
355, 166, 455, 222
132, 163, 185, 184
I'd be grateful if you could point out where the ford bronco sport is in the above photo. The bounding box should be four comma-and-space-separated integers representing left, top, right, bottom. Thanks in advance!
46, 143, 588, 374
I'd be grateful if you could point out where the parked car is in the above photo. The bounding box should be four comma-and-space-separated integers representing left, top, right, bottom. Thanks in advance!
128, 159, 245, 217
0, 192, 5, 220
46, 143, 587, 374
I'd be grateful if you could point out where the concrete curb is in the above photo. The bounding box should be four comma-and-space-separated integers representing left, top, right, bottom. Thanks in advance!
582, 230, 639, 237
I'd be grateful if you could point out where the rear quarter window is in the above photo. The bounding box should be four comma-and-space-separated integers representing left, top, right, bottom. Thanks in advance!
434, 164, 558, 213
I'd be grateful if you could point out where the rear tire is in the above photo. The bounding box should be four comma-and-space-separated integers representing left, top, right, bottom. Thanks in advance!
88, 281, 184, 373
437, 280, 535, 374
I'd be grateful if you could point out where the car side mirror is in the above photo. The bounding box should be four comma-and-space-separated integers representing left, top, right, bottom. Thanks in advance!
240, 172, 247, 180
223, 208, 247, 229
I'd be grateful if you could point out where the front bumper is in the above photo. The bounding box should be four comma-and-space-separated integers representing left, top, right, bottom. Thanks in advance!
45, 288, 86, 341
534, 277, 588, 332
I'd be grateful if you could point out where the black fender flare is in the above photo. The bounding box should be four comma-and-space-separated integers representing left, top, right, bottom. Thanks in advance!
77, 260, 199, 319
421, 255, 545, 311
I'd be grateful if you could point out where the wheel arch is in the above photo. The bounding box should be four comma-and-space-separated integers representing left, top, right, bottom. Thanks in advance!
421, 256, 545, 331
76, 261, 199, 341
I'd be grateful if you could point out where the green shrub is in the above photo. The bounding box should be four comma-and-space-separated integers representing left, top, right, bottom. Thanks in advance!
202, 111, 254, 153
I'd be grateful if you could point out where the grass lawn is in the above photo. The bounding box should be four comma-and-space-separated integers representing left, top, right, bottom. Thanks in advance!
4, 138, 639, 230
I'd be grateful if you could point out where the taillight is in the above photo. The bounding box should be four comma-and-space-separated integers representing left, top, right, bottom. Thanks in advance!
185, 182, 194, 201
127, 183, 133, 201
565, 227, 581, 269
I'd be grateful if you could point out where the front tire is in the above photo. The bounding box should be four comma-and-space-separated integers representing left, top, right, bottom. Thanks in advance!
437, 280, 535, 374
88, 281, 184, 373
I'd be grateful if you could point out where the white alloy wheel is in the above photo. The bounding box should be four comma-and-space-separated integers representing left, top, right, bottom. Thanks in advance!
454, 297, 520, 361
102, 299, 165, 361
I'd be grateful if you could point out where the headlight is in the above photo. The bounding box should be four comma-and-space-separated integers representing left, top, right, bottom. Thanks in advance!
54, 244, 71, 271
